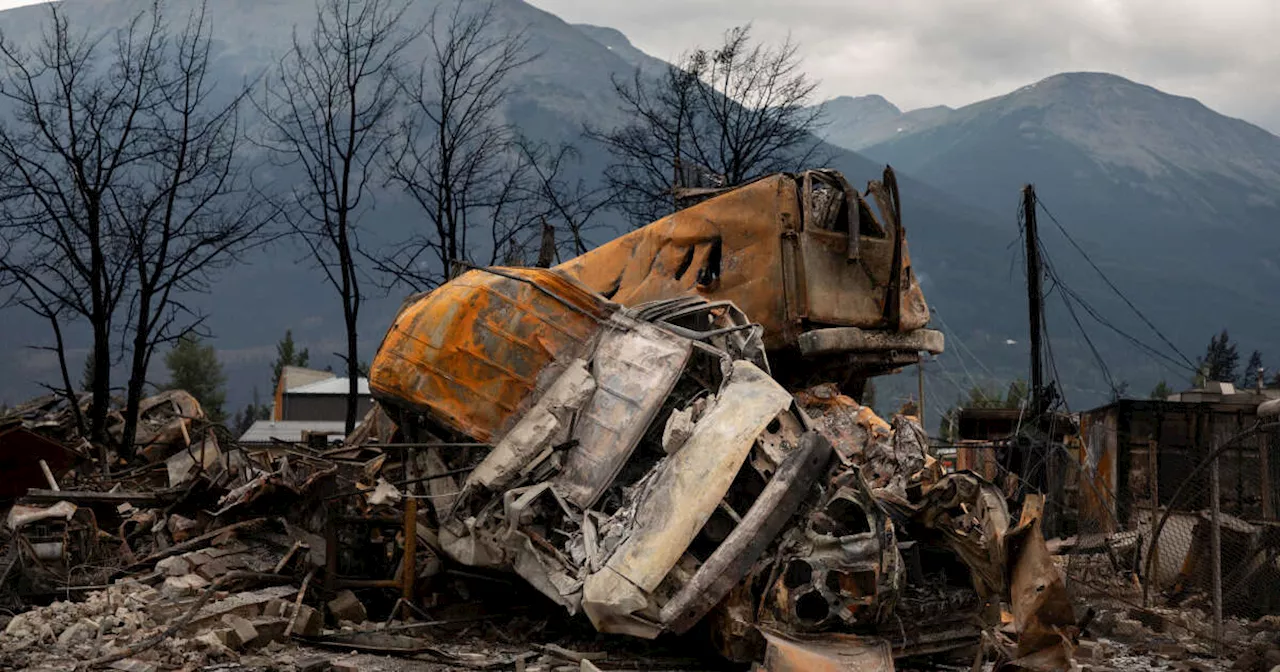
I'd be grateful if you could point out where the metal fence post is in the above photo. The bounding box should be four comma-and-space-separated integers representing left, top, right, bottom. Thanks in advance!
1209, 439, 1224, 650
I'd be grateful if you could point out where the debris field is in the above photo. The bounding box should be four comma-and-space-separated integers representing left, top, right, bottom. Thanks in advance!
0, 168, 1271, 671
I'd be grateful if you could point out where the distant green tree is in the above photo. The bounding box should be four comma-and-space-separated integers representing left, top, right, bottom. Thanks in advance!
1150, 380, 1173, 399
1111, 380, 1130, 401
270, 330, 310, 392
79, 350, 97, 393
1196, 330, 1239, 385
938, 379, 1028, 441
164, 334, 227, 424
231, 387, 271, 436
1005, 379, 1029, 410
1241, 350, 1264, 389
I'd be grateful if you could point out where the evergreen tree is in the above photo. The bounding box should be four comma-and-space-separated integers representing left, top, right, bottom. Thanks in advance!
1150, 381, 1173, 399
1241, 350, 1264, 389
271, 330, 310, 392
80, 350, 97, 393
231, 387, 271, 436
1195, 330, 1239, 385
164, 334, 227, 424
938, 379, 1029, 441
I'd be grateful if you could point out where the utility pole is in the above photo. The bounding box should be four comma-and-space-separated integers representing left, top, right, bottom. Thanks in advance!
1022, 185, 1044, 417
1022, 184, 1057, 534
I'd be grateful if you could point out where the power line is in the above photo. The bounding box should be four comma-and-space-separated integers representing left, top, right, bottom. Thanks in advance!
930, 306, 997, 380
1023, 193, 1196, 379
1034, 195, 1196, 371
1038, 239, 1118, 396
1056, 281, 1196, 376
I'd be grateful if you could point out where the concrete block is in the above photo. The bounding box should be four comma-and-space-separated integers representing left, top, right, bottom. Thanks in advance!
249, 616, 290, 646
290, 604, 323, 637
221, 614, 258, 649
154, 556, 192, 578
1113, 618, 1145, 639
327, 590, 367, 624
264, 599, 289, 618
184, 585, 296, 632
161, 574, 210, 599
194, 557, 233, 581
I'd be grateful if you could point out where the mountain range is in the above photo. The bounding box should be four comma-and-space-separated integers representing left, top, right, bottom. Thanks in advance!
823, 72, 1280, 407
0, 0, 1275, 427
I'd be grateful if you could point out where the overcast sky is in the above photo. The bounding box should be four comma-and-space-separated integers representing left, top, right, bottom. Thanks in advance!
0, 0, 1274, 131
529, 0, 1280, 133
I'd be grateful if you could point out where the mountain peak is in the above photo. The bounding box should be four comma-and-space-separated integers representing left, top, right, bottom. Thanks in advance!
823, 94, 902, 118
1034, 71, 1142, 88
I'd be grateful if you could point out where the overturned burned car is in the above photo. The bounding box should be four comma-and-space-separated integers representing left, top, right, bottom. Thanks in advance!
367, 170, 1075, 668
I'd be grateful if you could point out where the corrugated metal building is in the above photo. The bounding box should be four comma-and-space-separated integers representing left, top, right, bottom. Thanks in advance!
240, 366, 373, 444
1076, 383, 1280, 532
277, 376, 374, 422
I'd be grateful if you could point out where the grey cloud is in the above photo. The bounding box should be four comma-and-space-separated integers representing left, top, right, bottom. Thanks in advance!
528, 0, 1280, 132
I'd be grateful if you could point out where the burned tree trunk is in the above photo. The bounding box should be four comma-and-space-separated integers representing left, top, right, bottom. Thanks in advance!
256, 0, 415, 436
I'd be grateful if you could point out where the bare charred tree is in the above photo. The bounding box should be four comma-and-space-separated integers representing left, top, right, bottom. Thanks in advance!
590, 24, 826, 224
515, 138, 613, 259
115, 4, 274, 455
375, 0, 536, 290
0, 5, 158, 458
257, 0, 415, 434
0, 246, 87, 437
0, 2, 274, 461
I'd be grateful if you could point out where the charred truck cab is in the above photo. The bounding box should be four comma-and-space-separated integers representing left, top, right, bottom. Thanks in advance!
555, 167, 944, 394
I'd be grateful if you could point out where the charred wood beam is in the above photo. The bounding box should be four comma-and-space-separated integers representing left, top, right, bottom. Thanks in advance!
21, 488, 182, 507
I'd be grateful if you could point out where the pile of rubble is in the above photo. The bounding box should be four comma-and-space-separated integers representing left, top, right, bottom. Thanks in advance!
0, 167, 1271, 671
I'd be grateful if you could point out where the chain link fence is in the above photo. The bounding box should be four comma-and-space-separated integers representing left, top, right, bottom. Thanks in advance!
1050, 411, 1280, 650
942, 412, 1280, 651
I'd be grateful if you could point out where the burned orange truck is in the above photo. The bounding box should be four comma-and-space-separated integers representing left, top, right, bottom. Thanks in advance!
363, 169, 1077, 667
555, 167, 943, 392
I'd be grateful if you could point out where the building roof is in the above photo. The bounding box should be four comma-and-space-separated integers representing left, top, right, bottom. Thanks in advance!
239, 420, 356, 444
279, 366, 335, 392
287, 377, 370, 396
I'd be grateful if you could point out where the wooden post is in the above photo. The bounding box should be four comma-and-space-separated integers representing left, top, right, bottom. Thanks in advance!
402, 496, 417, 620
324, 512, 338, 595
39, 460, 59, 491
1209, 438, 1224, 650
1260, 432, 1273, 520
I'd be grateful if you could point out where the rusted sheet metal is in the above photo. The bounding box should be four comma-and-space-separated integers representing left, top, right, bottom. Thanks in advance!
465, 359, 595, 494
1003, 495, 1078, 671
582, 360, 794, 638
555, 170, 932, 354
761, 468, 901, 632
554, 320, 692, 508
913, 472, 1012, 599
557, 175, 794, 348
1072, 413, 1119, 534
798, 327, 944, 357
369, 268, 614, 442
759, 630, 895, 672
